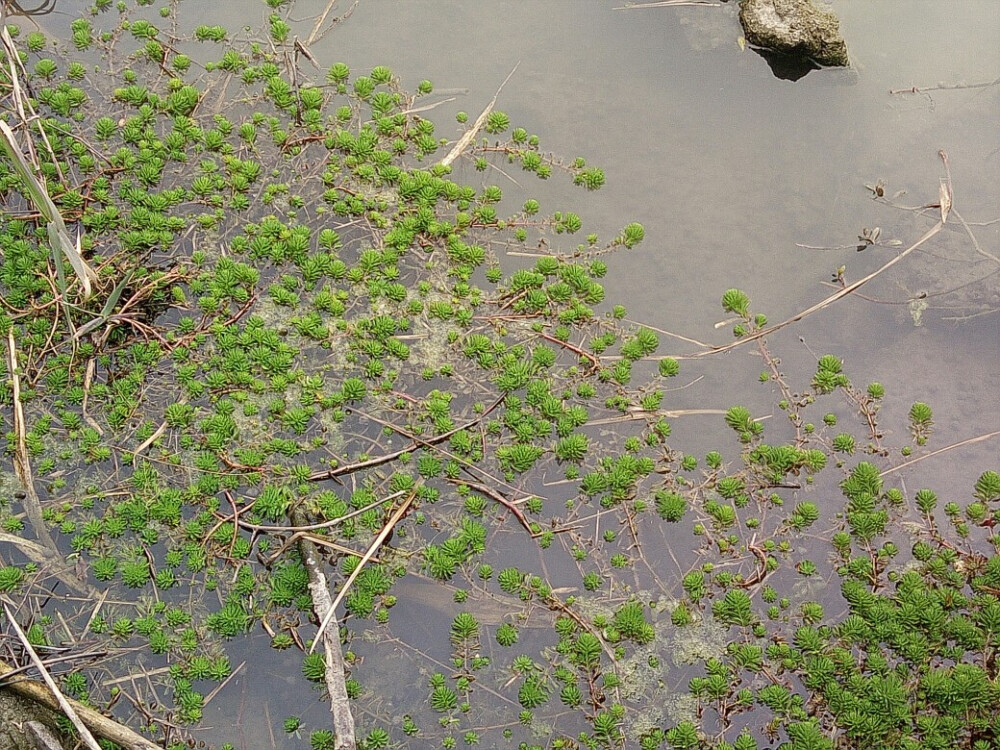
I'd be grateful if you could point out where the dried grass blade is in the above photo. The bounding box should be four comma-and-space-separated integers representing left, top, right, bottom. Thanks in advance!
306, 0, 359, 45
439, 63, 519, 168
0, 121, 97, 298
5, 330, 57, 552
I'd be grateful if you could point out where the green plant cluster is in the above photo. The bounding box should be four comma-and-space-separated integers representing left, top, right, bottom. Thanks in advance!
669, 461, 1000, 750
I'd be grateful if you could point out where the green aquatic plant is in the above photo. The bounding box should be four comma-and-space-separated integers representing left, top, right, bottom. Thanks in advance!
495, 623, 519, 647
517, 674, 549, 709
0, 566, 25, 592
450, 612, 479, 643
430, 685, 458, 712
813, 354, 849, 394
712, 590, 754, 627
613, 601, 656, 645
974, 470, 1000, 503
0, 4, 991, 749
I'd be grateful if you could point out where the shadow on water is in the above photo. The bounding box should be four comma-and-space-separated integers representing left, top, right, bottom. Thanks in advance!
748, 47, 820, 81
4, 0, 59, 17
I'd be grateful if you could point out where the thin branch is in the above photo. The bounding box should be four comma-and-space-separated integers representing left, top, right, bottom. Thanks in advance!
590, 408, 729, 426
237, 489, 407, 533
202, 660, 245, 709
616, 0, 721, 7
351, 402, 541, 501
618, 153, 955, 362
262, 531, 370, 567
879, 430, 1000, 478
308, 397, 503, 481
889, 76, 1000, 95
953, 208, 1000, 266
536, 330, 600, 370
623, 318, 715, 350
311, 491, 416, 650
445, 477, 537, 536
292, 507, 356, 749
690, 218, 944, 358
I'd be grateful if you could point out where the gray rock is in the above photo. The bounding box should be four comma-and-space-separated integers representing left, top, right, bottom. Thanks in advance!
739, 0, 849, 67
24, 721, 67, 750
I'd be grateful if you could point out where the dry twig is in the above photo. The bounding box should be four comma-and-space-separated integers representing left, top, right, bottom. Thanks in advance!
292, 507, 356, 749
310, 491, 416, 650
616, 0, 722, 7
306, 0, 359, 45
889, 76, 1000, 95
439, 64, 519, 169
309, 397, 503, 481
879, 429, 1000, 478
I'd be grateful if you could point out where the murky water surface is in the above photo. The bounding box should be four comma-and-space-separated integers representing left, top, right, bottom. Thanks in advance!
22, 0, 1000, 746
294, 0, 999, 469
